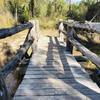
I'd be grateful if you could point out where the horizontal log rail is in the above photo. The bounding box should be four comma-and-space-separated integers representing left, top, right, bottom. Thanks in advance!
0, 22, 33, 39
58, 21, 100, 69
62, 21, 100, 34
0, 20, 39, 100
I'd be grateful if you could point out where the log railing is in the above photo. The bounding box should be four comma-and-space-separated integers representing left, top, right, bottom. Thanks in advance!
0, 20, 39, 100
58, 21, 100, 71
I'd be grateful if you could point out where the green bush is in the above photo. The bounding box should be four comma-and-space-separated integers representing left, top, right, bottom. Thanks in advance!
17, 5, 29, 24
18, 8, 29, 24
85, 2, 100, 21
67, 3, 87, 22
7, 0, 29, 24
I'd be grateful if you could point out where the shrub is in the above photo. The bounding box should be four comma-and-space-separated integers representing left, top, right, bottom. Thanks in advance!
18, 6, 29, 24
85, 2, 100, 21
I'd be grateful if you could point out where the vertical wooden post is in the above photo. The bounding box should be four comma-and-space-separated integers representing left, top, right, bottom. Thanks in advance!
66, 39, 73, 54
59, 22, 65, 42
35, 20, 39, 40
29, 20, 39, 53
66, 26, 73, 54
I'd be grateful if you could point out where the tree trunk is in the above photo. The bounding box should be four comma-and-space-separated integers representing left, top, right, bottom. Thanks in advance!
15, 6, 18, 24
30, 0, 35, 17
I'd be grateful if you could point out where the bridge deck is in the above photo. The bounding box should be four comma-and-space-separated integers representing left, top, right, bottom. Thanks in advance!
14, 36, 100, 100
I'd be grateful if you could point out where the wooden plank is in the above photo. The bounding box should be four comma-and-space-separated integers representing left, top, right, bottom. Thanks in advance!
64, 52, 100, 93
21, 78, 76, 84
25, 70, 87, 75
15, 88, 88, 98
14, 95, 87, 100
27, 66, 70, 70
18, 82, 99, 90
26, 68, 69, 71
16, 87, 100, 96
24, 74, 74, 79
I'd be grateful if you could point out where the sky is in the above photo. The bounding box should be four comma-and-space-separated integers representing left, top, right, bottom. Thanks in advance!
70, 0, 82, 3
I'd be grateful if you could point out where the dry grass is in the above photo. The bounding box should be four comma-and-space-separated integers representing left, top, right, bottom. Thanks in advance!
0, 0, 15, 28
0, 30, 29, 68
40, 29, 59, 37
0, 12, 15, 28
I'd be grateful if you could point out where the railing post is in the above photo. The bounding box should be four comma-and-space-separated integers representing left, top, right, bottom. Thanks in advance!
29, 20, 39, 53
66, 39, 73, 54
58, 22, 65, 42
66, 26, 73, 54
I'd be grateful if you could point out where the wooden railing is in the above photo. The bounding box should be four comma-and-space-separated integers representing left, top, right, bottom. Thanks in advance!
58, 20, 100, 71
0, 20, 39, 100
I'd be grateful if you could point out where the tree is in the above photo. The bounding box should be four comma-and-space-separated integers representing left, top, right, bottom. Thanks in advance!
7, 0, 30, 23
7, 0, 19, 23
85, 2, 100, 21
30, 0, 35, 17
47, 0, 67, 17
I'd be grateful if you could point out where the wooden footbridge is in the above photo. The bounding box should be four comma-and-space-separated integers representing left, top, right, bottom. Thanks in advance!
0, 20, 100, 100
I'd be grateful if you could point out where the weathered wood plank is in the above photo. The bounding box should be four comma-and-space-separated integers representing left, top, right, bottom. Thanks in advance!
25, 70, 87, 75
64, 52, 100, 93
14, 95, 87, 100
18, 82, 99, 91
21, 78, 76, 84
24, 74, 75, 79
15, 88, 88, 98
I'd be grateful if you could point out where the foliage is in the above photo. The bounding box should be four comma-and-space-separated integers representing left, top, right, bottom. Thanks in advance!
1, 0, 100, 28
85, 2, 100, 21
18, 6, 29, 23
46, 1, 52, 17
29, 0, 48, 17
7, 0, 29, 23
80, 0, 96, 7
46, 0, 68, 17
67, 0, 99, 22
67, 4, 86, 21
